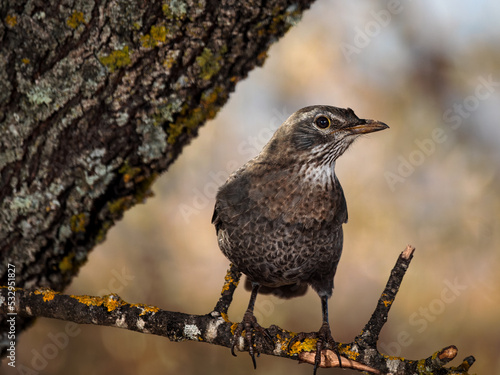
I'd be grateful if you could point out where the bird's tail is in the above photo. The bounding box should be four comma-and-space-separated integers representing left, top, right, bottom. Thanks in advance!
244, 277, 308, 299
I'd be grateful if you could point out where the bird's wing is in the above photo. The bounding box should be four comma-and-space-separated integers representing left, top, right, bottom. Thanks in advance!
333, 175, 348, 225
212, 166, 253, 234
211, 204, 221, 233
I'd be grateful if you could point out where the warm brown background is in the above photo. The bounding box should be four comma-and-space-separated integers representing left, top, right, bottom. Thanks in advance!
11, 1, 499, 374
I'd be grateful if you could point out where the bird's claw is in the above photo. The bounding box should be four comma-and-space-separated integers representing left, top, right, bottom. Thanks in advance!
288, 322, 341, 375
231, 310, 273, 369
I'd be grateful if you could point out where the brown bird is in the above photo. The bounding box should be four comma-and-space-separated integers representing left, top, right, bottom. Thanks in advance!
212, 105, 388, 372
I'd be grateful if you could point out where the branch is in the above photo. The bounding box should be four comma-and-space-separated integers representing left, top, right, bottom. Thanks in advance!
0, 246, 475, 374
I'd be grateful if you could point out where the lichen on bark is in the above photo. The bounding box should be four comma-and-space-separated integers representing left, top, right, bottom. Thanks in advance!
0, 0, 314, 354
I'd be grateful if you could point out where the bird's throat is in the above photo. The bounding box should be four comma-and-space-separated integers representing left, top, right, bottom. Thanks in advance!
296, 156, 336, 191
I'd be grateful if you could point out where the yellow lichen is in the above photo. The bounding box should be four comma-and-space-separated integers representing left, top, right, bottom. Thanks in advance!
338, 343, 360, 360
151, 25, 167, 43
382, 353, 405, 361
130, 303, 160, 316
416, 358, 427, 372
70, 294, 126, 312
230, 322, 239, 335
66, 11, 85, 29
288, 337, 318, 355
22, 58, 30, 65
161, 4, 171, 17
70, 294, 104, 307
99, 46, 131, 72
221, 267, 239, 293
59, 253, 75, 272
220, 312, 230, 323
141, 25, 168, 48
454, 358, 472, 372
279, 334, 293, 353
34, 288, 59, 302
103, 294, 126, 311
257, 50, 268, 64
5, 14, 17, 28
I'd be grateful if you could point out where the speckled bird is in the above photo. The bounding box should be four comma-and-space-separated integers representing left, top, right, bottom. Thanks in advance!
212, 105, 388, 372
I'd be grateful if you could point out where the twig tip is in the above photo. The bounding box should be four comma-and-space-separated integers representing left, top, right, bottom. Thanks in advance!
402, 244, 415, 259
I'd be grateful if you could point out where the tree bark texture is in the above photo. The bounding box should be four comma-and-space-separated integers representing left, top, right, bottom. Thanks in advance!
0, 0, 314, 351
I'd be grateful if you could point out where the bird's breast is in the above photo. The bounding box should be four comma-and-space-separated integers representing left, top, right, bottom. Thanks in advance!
247, 163, 344, 228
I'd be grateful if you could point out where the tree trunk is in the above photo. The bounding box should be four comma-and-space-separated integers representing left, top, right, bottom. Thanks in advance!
0, 0, 314, 353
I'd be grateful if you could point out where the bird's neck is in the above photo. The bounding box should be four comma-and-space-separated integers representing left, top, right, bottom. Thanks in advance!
295, 160, 336, 191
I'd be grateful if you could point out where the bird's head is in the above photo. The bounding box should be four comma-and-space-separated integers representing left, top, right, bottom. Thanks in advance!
263, 105, 388, 164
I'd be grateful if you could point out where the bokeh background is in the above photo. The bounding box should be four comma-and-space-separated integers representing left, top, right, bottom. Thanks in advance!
9, 1, 500, 374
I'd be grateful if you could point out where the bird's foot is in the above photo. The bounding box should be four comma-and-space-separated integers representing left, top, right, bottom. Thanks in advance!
231, 309, 273, 369
288, 322, 341, 375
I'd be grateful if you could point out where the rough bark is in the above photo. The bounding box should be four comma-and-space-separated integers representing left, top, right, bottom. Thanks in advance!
0, 246, 476, 374
0, 0, 314, 351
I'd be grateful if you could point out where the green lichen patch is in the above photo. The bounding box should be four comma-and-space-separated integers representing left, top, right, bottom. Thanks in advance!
26, 85, 53, 106
137, 119, 168, 162
99, 46, 131, 72
134, 172, 157, 203
196, 47, 227, 81
70, 213, 88, 233
59, 253, 75, 273
167, 105, 201, 144
106, 171, 156, 222
107, 196, 134, 217
153, 97, 183, 126
269, 4, 302, 35
167, 86, 226, 144
119, 161, 141, 183
162, 0, 187, 20
95, 221, 113, 245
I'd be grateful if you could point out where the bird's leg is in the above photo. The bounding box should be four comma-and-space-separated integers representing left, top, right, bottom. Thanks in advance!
231, 282, 272, 369
314, 296, 342, 373
288, 296, 341, 374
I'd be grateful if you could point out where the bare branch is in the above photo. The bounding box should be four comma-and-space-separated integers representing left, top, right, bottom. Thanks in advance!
356, 244, 415, 348
0, 246, 475, 374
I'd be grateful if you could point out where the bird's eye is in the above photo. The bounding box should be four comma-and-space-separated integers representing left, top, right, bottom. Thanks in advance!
315, 116, 331, 129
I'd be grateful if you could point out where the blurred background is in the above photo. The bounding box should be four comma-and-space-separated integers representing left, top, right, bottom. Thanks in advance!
11, 1, 500, 374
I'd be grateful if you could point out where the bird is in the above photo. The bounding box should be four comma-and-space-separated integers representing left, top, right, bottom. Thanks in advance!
212, 105, 388, 373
